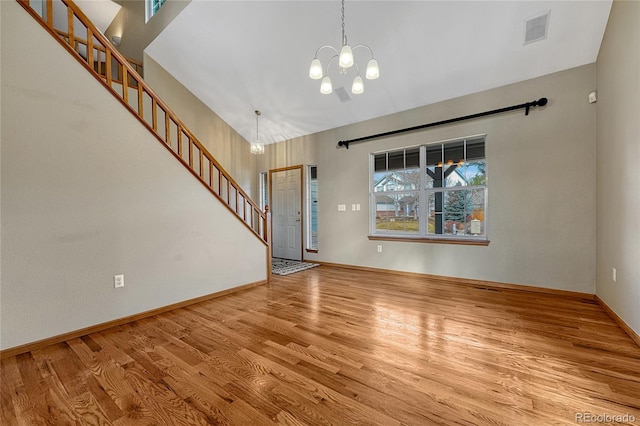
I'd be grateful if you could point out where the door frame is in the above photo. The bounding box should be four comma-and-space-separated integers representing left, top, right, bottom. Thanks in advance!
269, 165, 304, 261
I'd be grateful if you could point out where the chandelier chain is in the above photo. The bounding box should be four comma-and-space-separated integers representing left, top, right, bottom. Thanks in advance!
255, 110, 260, 141
341, 0, 346, 45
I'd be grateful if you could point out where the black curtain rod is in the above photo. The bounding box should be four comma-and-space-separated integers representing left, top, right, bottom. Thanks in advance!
337, 97, 548, 149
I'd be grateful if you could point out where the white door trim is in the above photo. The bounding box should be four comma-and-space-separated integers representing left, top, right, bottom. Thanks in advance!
269, 165, 303, 261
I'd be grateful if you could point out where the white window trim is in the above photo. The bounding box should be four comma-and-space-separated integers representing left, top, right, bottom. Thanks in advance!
369, 135, 488, 243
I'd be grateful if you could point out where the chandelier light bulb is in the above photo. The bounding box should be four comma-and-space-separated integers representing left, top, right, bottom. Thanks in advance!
309, 58, 323, 79
250, 141, 264, 155
365, 58, 379, 80
352, 75, 364, 94
339, 44, 354, 68
320, 76, 333, 94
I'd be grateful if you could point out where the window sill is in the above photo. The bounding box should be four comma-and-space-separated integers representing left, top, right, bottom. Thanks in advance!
368, 235, 490, 246
306, 248, 318, 253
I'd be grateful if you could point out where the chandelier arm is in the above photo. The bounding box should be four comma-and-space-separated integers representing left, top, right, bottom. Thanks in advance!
352, 44, 375, 57
325, 54, 339, 74
314, 45, 339, 58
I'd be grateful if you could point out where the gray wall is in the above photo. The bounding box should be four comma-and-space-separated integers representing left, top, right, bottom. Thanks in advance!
105, 0, 190, 63
259, 64, 598, 293
0, 0, 266, 351
596, 0, 640, 335
143, 54, 257, 199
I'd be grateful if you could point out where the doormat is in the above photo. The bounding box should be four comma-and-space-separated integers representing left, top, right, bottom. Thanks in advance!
272, 258, 320, 276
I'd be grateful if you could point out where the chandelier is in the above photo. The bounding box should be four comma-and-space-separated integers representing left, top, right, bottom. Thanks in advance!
308, 0, 379, 95
250, 110, 264, 155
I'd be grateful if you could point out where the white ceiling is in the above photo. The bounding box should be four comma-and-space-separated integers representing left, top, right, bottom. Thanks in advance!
145, 1, 612, 146
75, 0, 122, 33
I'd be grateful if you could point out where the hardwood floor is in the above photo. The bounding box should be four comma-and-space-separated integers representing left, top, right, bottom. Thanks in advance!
2, 266, 639, 425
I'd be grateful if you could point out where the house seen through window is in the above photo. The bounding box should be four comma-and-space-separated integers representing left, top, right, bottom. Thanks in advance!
371, 136, 487, 241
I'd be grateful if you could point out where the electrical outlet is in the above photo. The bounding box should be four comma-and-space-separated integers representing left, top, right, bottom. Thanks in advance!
612, 268, 616, 282
377, 244, 382, 253
114, 274, 125, 288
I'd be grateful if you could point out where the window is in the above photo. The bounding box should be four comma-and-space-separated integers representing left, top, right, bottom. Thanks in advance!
146, 0, 166, 22
259, 171, 268, 210
371, 136, 487, 242
307, 166, 318, 250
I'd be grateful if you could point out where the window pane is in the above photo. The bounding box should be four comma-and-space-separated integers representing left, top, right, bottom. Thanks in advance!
374, 172, 403, 192
426, 192, 438, 235
457, 160, 486, 186
375, 193, 419, 234
443, 190, 469, 235
373, 153, 388, 192
375, 194, 393, 232
445, 164, 467, 187
404, 147, 421, 190
374, 149, 420, 192
425, 165, 442, 189
374, 153, 387, 172
309, 166, 318, 249
426, 144, 442, 166
467, 138, 485, 160
405, 148, 420, 168
387, 150, 405, 170
444, 141, 464, 165
152, 0, 166, 14
260, 172, 268, 210
373, 171, 387, 192
466, 188, 485, 236
442, 189, 485, 236
371, 137, 486, 240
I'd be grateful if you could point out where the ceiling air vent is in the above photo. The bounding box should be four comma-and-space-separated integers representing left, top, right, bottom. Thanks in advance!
335, 87, 352, 103
524, 10, 550, 45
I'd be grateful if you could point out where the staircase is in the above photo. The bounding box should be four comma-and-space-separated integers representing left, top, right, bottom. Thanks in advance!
17, 0, 270, 247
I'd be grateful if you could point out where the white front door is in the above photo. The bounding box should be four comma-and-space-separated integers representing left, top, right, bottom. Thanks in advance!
272, 169, 302, 261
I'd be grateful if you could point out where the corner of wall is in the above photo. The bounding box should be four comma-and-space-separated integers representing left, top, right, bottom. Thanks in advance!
595, 0, 640, 338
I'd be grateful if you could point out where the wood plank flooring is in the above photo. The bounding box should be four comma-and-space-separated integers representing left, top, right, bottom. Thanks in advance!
2, 266, 639, 425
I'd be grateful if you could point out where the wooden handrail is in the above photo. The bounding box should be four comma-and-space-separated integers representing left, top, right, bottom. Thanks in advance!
54, 28, 144, 77
18, 0, 269, 246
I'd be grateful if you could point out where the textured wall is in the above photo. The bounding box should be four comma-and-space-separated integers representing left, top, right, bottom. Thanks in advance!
143, 54, 257, 199
0, 1, 266, 350
595, 0, 640, 335
105, 0, 190, 63
258, 64, 598, 293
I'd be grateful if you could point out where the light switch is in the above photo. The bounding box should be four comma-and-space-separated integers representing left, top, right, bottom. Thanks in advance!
338, 204, 346, 211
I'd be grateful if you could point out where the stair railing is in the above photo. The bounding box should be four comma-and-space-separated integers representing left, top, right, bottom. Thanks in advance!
17, 0, 269, 245
54, 28, 144, 79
